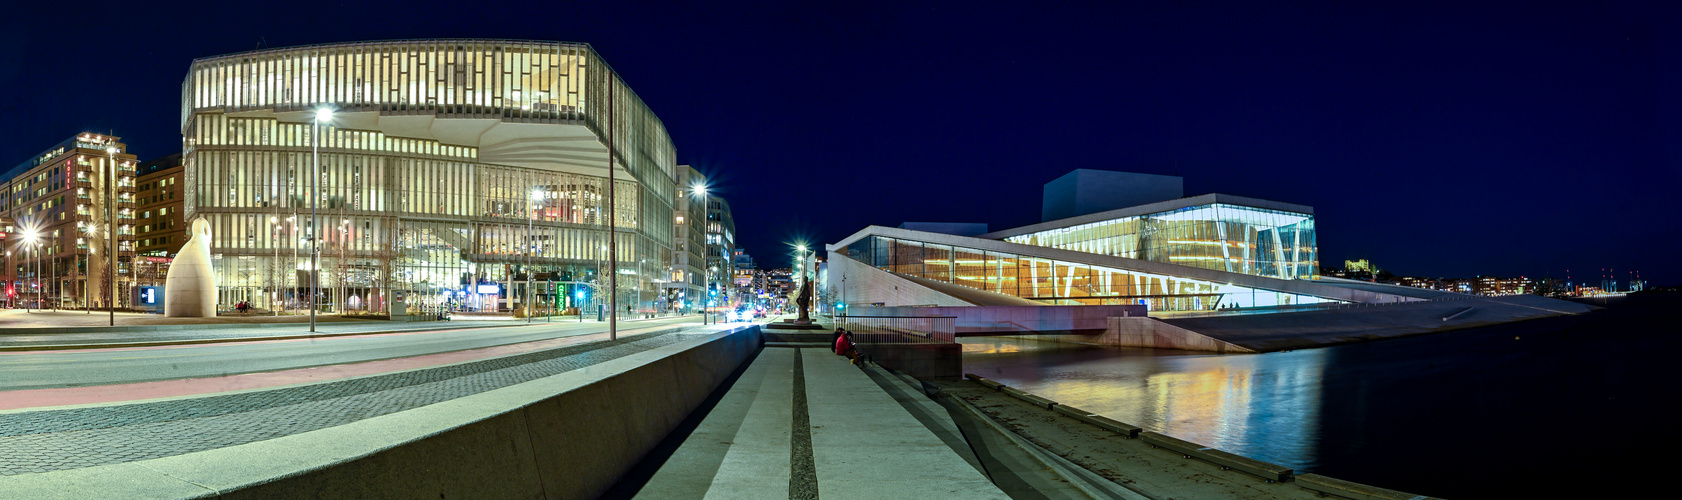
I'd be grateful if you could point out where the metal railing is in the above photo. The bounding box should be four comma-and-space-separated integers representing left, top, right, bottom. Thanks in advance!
836, 315, 957, 343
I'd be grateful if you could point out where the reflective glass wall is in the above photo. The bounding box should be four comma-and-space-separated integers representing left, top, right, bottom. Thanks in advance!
842, 235, 1336, 312
1003, 203, 1318, 280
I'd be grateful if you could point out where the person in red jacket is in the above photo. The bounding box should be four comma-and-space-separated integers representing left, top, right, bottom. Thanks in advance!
835, 331, 860, 362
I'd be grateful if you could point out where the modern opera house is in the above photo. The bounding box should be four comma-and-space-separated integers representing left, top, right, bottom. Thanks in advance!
826, 169, 1597, 352
827, 170, 1427, 313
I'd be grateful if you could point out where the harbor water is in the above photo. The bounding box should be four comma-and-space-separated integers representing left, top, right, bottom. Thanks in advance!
959, 294, 1679, 498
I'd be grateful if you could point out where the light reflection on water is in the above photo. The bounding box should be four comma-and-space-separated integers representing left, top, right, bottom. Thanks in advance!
960, 337, 1326, 471
960, 297, 1682, 498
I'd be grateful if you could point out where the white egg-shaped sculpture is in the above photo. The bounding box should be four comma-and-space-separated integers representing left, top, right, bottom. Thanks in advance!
165, 218, 218, 317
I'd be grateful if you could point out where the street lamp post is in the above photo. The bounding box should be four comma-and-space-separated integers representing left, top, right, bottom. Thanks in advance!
50, 234, 55, 311
310, 108, 331, 333
271, 217, 280, 316
35, 240, 42, 312
84, 224, 94, 314
691, 183, 709, 324
107, 146, 118, 326
527, 189, 541, 324
22, 229, 37, 313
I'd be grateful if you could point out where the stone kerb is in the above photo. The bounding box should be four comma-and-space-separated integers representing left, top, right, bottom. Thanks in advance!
0, 326, 764, 499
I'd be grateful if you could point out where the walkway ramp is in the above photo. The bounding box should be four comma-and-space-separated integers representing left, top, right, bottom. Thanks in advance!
631, 347, 1006, 499
1159, 295, 1598, 352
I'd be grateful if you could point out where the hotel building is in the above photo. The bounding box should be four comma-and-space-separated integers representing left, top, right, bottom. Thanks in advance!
662, 165, 706, 313
181, 39, 678, 314
2, 133, 138, 309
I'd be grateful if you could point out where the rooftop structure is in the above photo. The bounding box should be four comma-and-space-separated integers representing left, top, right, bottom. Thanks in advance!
1041, 169, 1183, 222
897, 222, 989, 237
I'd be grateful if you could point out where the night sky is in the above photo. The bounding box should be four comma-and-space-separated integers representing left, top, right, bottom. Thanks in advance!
2, 1, 1676, 285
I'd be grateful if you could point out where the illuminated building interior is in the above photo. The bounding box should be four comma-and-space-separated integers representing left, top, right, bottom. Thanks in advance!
182, 39, 676, 314
839, 233, 1339, 311
988, 196, 1319, 280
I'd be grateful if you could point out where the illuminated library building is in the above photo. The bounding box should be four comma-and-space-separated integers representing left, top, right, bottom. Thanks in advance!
182, 39, 677, 314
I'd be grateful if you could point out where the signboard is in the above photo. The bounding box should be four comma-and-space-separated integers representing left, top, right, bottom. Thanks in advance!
476, 284, 500, 294
138, 286, 163, 312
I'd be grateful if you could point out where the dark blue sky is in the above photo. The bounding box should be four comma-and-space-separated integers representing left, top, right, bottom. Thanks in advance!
2, 1, 1676, 285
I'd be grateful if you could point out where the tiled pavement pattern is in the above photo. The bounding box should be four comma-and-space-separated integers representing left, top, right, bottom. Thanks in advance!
0, 320, 526, 349
0, 328, 688, 476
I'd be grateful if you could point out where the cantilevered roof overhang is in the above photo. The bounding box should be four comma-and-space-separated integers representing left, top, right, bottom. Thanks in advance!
828, 225, 1416, 305
979, 193, 1314, 241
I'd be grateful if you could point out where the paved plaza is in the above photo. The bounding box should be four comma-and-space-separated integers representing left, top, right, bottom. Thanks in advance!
0, 328, 689, 476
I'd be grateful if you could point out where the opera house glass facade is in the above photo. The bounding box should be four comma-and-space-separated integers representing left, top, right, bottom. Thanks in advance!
999, 200, 1318, 280
841, 234, 1336, 312
181, 40, 676, 314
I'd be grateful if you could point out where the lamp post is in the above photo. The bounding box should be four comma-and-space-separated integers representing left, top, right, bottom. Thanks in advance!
106, 146, 118, 326
527, 188, 542, 324
84, 224, 94, 314
22, 228, 37, 313
310, 108, 331, 333
289, 216, 297, 313
35, 239, 43, 312
50, 231, 56, 311
339, 218, 349, 315
691, 183, 709, 324
271, 216, 280, 316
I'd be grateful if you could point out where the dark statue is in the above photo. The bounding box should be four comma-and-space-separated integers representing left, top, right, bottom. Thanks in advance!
795, 279, 813, 323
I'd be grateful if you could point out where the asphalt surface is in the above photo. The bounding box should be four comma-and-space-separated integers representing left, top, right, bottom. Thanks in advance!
0, 315, 710, 391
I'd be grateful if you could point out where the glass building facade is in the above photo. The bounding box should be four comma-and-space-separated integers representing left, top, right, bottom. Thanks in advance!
1001, 202, 1318, 280
840, 234, 1336, 311
181, 40, 676, 314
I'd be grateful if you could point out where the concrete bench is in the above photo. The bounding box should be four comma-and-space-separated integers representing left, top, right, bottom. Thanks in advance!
1141, 432, 1293, 482
964, 373, 1005, 390
1295, 473, 1440, 500
1000, 386, 1057, 409
1052, 405, 1142, 438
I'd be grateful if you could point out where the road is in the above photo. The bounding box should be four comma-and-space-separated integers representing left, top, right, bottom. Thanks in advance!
0, 315, 743, 392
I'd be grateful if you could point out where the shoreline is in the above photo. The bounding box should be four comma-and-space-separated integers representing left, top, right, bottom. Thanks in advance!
935, 376, 1440, 499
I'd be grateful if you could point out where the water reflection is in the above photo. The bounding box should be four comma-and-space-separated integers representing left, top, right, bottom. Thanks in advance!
960, 295, 1682, 498
961, 338, 1324, 470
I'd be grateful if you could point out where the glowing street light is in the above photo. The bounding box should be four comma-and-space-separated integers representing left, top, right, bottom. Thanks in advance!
21, 228, 38, 313
690, 182, 711, 323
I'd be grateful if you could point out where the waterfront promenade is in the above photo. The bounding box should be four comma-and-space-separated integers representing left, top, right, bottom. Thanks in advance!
624, 346, 1006, 499
1, 311, 1445, 499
